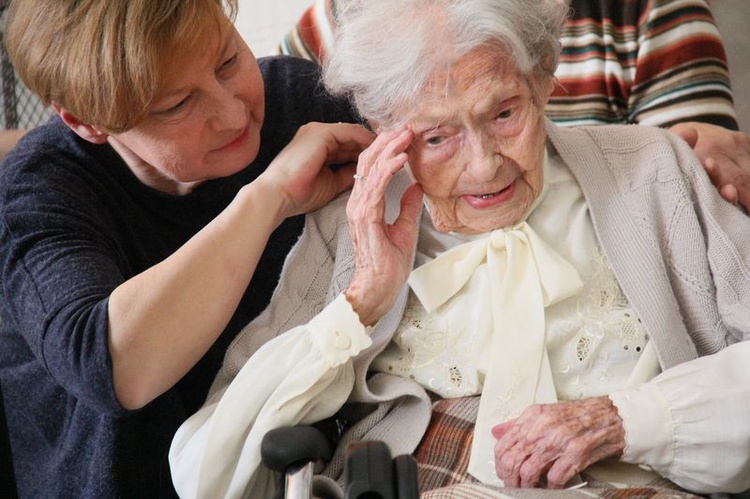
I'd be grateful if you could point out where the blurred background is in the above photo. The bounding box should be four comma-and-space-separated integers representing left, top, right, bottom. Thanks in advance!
712, 0, 750, 131
235, 0, 312, 57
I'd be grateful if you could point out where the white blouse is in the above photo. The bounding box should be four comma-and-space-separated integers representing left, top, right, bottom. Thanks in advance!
373, 154, 660, 404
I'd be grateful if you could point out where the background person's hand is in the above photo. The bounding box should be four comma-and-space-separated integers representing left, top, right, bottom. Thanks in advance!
491, 396, 626, 489
670, 121, 750, 212
258, 122, 376, 218
344, 127, 424, 326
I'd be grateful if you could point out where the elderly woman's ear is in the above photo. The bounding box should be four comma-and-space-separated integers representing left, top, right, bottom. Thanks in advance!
537, 73, 556, 106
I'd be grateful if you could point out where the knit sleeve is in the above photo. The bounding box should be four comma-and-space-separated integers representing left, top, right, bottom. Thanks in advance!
0, 139, 126, 414
627, 0, 737, 128
546, 0, 738, 128
608, 128, 750, 493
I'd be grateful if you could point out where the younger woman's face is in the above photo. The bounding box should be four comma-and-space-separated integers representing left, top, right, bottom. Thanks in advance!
108, 23, 265, 195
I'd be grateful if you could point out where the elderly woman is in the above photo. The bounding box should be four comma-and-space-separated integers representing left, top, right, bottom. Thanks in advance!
170, 0, 750, 497
0, 0, 369, 497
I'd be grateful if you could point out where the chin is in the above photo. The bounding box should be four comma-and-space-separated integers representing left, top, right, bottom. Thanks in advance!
461, 210, 528, 234
243, 134, 261, 165
229, 142, 261, 172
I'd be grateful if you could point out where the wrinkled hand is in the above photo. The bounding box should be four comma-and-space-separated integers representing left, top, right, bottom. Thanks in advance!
670, 122, 750, 212
492, 396, 625, 489
344, 127, 424, 326
258, 122, 376, 218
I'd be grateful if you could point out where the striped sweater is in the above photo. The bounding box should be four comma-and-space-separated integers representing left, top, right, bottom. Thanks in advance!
280, 0, 738, 129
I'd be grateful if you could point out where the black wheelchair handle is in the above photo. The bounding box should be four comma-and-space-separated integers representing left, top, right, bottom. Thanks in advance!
260, 426, 333, 473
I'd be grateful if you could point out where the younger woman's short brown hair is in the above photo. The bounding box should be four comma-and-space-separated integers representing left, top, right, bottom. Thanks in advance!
5, 0, 238, 132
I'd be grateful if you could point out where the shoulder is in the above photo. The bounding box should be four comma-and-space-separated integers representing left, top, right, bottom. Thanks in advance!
0, 118, 144, 240
303, 168, 413, 259
307, 189, 352, 245
258, 55, 357, 125
1, 116, 72, 170
258, 55, 322, 91
0, 118, 95, 204
547, 121, 708, 205
255, 56, 360, 163
549, 121, 688, 171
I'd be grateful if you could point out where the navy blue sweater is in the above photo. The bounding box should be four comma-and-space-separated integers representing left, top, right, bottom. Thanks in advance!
0, 57, 358, 498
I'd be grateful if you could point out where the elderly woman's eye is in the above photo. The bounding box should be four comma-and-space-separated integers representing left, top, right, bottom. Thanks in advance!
496, 108, 515, 120
426, 136, 445, 145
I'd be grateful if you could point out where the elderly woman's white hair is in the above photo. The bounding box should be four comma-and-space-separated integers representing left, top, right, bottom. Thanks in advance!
323, 0, 569, 128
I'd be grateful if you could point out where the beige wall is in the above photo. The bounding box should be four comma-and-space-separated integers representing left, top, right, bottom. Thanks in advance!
713, 0, 750, 131
235, 0, 312, 57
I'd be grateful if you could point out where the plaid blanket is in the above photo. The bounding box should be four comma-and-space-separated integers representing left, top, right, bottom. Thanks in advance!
413, 396, 704, 499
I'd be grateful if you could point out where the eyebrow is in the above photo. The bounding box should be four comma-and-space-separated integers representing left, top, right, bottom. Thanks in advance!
411, 92, 519, 134
156, 33, 235, 101
412, 123, 442, 135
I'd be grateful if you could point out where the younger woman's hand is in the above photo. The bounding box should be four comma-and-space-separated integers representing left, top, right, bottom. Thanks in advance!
344, 127, 424, 326
258, 122, 376, 218
670, 122, 750, 212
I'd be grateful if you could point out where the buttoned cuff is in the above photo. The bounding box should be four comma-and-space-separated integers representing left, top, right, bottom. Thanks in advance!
309, 294, 373, 367
609, 383, 673, 472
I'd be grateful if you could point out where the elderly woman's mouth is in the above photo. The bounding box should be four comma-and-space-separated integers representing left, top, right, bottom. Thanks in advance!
475, 192, 502, 199
464, 182, 516, 207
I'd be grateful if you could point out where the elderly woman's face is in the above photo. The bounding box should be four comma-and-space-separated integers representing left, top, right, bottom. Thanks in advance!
405, 46, 550, 234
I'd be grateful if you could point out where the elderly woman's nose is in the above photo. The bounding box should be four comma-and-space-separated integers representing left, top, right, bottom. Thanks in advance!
465, 137, 503, 181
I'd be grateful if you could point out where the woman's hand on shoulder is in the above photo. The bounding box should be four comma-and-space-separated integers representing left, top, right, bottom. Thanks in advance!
491, 396, 626, 489
670, 121, 750, 212
344, 127, 423, 326
258, 122, 376, 218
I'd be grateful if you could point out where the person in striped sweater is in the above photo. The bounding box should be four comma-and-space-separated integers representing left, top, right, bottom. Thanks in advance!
281, 0, 750, 211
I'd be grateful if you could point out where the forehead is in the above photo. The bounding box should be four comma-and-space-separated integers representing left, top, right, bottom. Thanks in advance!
156, 23, 233, 96
409, 46, 528, 123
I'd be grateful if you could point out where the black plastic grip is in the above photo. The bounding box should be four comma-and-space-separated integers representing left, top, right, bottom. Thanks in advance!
345, 440, 396, 499
260, 426, 333, 472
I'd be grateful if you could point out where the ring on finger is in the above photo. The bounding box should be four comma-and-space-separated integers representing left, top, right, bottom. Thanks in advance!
353, 173, 367, 181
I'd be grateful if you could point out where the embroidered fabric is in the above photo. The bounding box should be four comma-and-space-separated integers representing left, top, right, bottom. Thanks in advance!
372, 248, 649, 401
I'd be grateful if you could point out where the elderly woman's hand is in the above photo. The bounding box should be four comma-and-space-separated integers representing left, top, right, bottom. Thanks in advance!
491, 396, 626, 488
669, 122, 750, 212
258, 122, 376, 219
344, 127, 424, 326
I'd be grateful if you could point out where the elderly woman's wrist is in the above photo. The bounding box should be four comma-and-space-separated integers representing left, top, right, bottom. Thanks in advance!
344, 283, 384, 326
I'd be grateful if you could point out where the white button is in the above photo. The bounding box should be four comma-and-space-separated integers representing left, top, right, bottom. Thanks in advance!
333, 330, 351, 349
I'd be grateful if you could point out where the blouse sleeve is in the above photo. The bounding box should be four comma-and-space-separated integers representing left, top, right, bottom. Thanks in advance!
610, 341, 750, 494
169, 294, 371, 499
